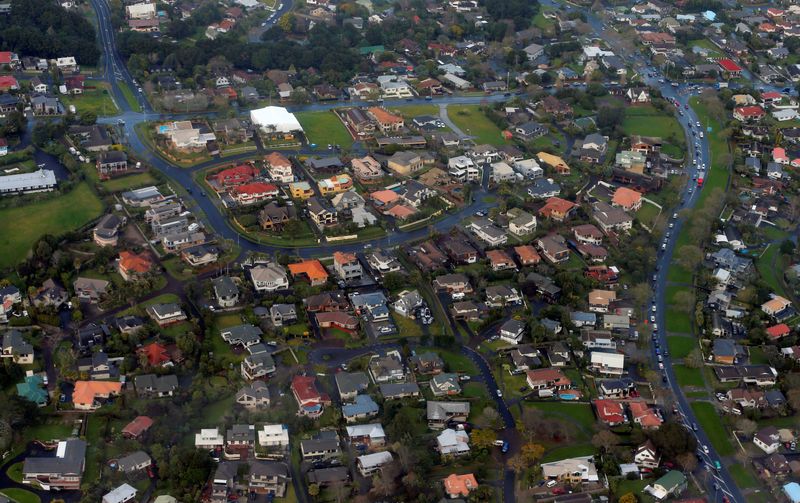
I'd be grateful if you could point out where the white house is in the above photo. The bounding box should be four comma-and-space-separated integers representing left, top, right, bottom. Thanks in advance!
590, 351, 625, 376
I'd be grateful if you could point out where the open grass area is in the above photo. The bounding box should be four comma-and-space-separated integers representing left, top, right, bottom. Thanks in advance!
448, 105, 509, 145
100, 172, 158, 192
0, 489, 41, 503
667, 336, 696, 358
295, 111, 354, 149
622, 106, 684, 142
757, 244, 786, 296
665, 308, 693, 334
688, 39, 723, 57
23, 420, 76, 442
118, 81, 142, 112
541, 443, 595, 463
636, 200, 661, 229
528, 402, 596, 432
673, 365, 704, 387
729, 464, 759, 489
391, 313, 423, 337
391, 104, 439, 118
0, 183, 104, 269
614, 479, 654, 503
691, 401, 735, 456
60, 83, 119, 116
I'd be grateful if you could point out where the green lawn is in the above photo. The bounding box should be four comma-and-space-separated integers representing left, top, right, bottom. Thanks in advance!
417, 347, 478, 374
636, 201, 661, 229
691, 401, 735, 456
688, 39, 723, 57
673, 365, 704, 387
729, 464, 759, 489
60, 83, 119, 116
447, 105, 509, 145
462, 382, 488, 399
615, 479, 654, 503
622, 106, 684, 141
295, 111, 354, 149
391, 313, 423, 337
756, 244, 785, 296
528, 402, 596, 431
667, 336, 695, 358
6, 462, 23, 483
665, 309, 693, 334
391, 104, 439, 118
118, 81, 142, 112
100, 172, 158, 192
0, 489, 41, 503
0, 182, 104, 269
23, 421, 76, 442
541, 444, 596, 463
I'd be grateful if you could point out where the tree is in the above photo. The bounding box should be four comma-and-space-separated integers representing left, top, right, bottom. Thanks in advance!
466, 485, 496, 502
676, 451, 698, 472
671, 291, 694, 312
685, 348, 703, 369
308, 483, 320, 498
619, 493, 638, 503
471, 429, 498, 450
734, 418, 757, 436
675, 245, 703, 272
650, 422, 697, 459
519, 442, 546, 463
787, 388, 800, 412
475, 406, 502, 430
592, 430, 619, 452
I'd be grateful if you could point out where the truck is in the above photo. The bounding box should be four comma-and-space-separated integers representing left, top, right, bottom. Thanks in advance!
697, 177, 704, 187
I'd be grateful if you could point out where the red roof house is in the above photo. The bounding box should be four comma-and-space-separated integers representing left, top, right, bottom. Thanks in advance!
594, 399, 627, 426
291, 375, 331, 417
214, 164, 259, 186
717, 58, 743, 74
0, 76, 18, 91
766, 323, 790, 340
122, 416, 154, 439
733, 106, 766, 122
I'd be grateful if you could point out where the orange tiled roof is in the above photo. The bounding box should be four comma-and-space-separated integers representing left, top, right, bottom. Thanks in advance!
368, 107, 403, 125
443, 473, 478, 497
333, 251, 358, 265
612, 187, 642, 208
265, 152, 291, 168
514, 245, 541, 264
119, 251, 153, 274
386, 204, 416, 218
288, 260, 329, 281
73, 380, 122, 406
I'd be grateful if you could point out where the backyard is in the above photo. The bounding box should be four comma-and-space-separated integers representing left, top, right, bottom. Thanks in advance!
447, 105, 510, 145
0, 489, 41, 503
622, 106, 684, 144
0, 183, 104, 269
295, 111, 354, 149
60, 83, 119, 116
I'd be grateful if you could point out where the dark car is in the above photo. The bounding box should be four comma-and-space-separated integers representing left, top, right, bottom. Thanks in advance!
501, 441, 510, 454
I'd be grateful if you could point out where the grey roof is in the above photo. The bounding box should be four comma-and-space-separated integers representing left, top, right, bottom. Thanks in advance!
98, 150, 127, 164
236, 381, 270, 402
227, 424, 255, 443
342, 394, 379, 418
3, 330, 32, 355
23, 438, 86, 476
335, 371, 370, 395
134, 374, 179, 394
301, 437, 339, 453
249, 460, 289, 478
212, 276, 239, 298
307, 466, 349, 484
427, 401, 470, 420
379, 382, 420, 397
117, 450, 151, 472
500, 318, 525, 335
0, 169, 56, 192
149, 302, 183, 318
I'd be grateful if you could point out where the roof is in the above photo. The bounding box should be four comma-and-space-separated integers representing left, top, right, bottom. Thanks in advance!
612, 187, 642, 207
73, 380, 122, 406
368, 107, 403, 124
122, 416, 154, 437
0, 169, 56, 192
515, 245, 541, 263
288, 260, 329, 282
444, 473, 478, 497
118, 251, 153, 273
23, 438, 86, 476
249, 106, 303, 133
718, 58, 743, 72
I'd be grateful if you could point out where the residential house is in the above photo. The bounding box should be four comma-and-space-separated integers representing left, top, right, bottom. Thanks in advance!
541, 456, 599, 483
212, 276, 239, 308
134, 374, 179, 398
430, 373, 461, 396
269, 304, 297, 327
427, 401, 470, 429
594, 399, 627, 426
236, 381, 271, 409
436, 428, 470, 457
22, 439, 86, 490
590, 351, 625, 376
250, 263, 289, 292
146, 303, 187, 327
634, 440, 660, 469
593, 202, 633, 233
291, 375, 331, 418
539, 197, 577, 221
754, 426, 781, 454
342, 394, 379, 423
2, 331, 33, 365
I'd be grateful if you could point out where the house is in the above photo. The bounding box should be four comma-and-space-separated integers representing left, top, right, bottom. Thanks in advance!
537, 152, 571, 174
335, 371, 370, 401
221, 324, 263, 347
444, 473, 479, 499
393, 290, 423, 319
409, 352, 444, 375
368, 351, 405, 383
122, 416, 153, 439
117, 451, 151, 474
515, 121, 547, 140
597, 377, 632, 397
733, 106, 767, 122
342, 394, 379, 422
96, 151, 129, 180
258, 203, 292, 231
92, 214, 123, 247
367, 107, 404, 133
241, 352, 276, 380
612, 187, 643, 211
357, 451, 393, 476
351, 156, 384, 181
541, 96, 573, 117
593, 202, 633, 233
333, 252, 362, 282
195, 428, 224, 449
524, 43, 545, 60
629, 401, 663, 429
634, 440, 660, 469
250, 263, 289, 292
427, 401, 470, 429
467, 218, 508, 246
75, 323, 108, 353
514, 245, 541, 266
594, 399, 626, 426
387, 151, 423, 176
437, 428, 470, 457
712, 339, 745, 364
588, 290, 616, 313
318, 174, 353, 196
433, 273, 472, 294
257, 424, 289, 448
539, 197, 577, 221
146, 303, 187, 327
288, 260, 329, 286
590, 351, 625, 376
507, 209, 537, 236
647, 471, 687, 500
578, 133, 608, 163
499, 319, 526, 345
346, 423, 386, 447
441, 237, 479, 264
134, 374, 179, 398
236, 381, 271, 409
541, 456, 599, 483
269, 304, 297, 327
72, 381, 122, 410
307, 467, 350, 488
212, 276, 239, 308
16, 374, 47, 406
226, 424, 256, 448
367, 251, 401, 276
486, 249, 516, 272
430, 373, 461, 396
767, 323, 791, 340
249, 461, 289, 497
22, 439, 86, 490
572, 224, 603, 245
379, 382, 420, 400
117, 251, 153, 281
762, 295, 793, 318
289, 181, 314, 199
291, 375, 330, 417
754, 426, 781, 454
526, 368, 571, 395
307, 197, 338, 228
536, 234, 570, 264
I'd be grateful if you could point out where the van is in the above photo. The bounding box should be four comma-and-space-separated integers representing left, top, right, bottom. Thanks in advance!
452, 292, 465, 300
546, 480, 557, 488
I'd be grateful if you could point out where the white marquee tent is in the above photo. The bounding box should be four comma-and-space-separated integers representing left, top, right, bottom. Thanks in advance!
250, 106, 304, 134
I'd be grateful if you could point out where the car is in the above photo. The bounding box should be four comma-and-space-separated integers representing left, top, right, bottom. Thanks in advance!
551, 487, 566, 495
662, 374, 667, 383
650, 315, 656, 323
714, 460, 721, 470
703, 445, 709, 454
669, 223, 674, 228
658, 362, 664, 369
493, 439, 505, 447
696, 121, 701, 127
496, 389, 503, 398
692, 422, 698, 431
501, 441, 510, 454
459, 375, 471, 382
652, 305, 657, 312
673, 212, 678, 219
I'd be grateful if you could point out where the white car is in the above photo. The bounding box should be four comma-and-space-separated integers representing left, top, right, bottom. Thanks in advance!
652, 305, 657, 312
496, 389, 503, 398
703, 445, 710, 454
650, 315, 656, 323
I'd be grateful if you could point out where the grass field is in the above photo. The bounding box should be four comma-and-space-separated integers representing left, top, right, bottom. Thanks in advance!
691, 401, 735, 456
528, 402, 596, 431
688, 39, 723, 57
447, 105, 509, 145
391, 104, 439, 118
667, 336, 696, 358
541, 444, 595, 463
61, 83, 119, 117
756, 244, 785, 296
622, 106, 684, 141
100, 172, 158, 192
0, 183, 104, 269
295, 111, 354, 149
665, 309, 693, 334
637, 200, 661, 229
729, 464, 759, 489
118, 81, 142, 112
0, 489, 41, 503
673, 365, 704, 387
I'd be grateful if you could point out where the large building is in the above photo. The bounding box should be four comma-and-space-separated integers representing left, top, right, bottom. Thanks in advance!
23, 438, 86, 490
250, 106, 304, 135
0, 169, 57, 195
